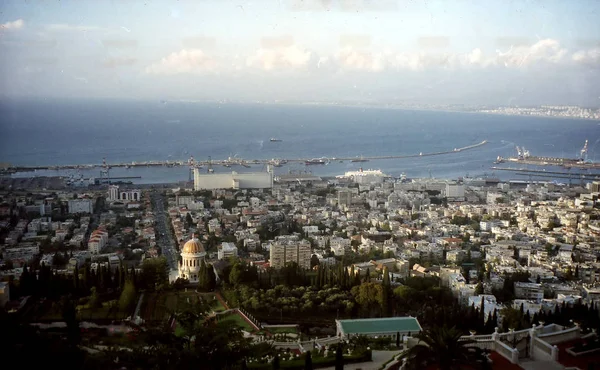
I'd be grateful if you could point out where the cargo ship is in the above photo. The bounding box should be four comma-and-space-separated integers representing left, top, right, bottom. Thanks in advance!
496, 141, 600, 169
270, 138, 282, 142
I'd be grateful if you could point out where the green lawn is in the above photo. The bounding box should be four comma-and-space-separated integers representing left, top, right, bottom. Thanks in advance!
141, 291, 209, 322
220, 312, 255, 332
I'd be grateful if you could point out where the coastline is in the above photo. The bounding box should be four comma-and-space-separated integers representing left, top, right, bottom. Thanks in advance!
291, 102, 600, 122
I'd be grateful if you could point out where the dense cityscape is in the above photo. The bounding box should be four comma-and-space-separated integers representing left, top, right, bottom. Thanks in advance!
2, 1, 600, 369
1, 167, 600, 369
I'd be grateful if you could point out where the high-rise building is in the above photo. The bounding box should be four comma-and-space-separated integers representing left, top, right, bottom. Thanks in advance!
337, 189, 353, 207
269, 237, 311, 269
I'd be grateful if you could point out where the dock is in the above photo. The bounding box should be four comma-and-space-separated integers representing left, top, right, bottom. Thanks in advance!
1, 140, 489, 174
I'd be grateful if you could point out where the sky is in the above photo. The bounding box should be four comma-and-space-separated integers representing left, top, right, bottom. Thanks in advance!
1, 0, 600, 106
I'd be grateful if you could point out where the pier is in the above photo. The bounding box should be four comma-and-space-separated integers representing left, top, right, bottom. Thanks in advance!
1, 140, 489, 174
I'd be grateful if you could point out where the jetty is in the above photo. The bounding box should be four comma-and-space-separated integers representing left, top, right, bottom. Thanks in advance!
1, 140, 488, 174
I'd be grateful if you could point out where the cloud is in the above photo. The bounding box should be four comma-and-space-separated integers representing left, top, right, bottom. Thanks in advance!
335, 47, 387, 71
572, 48, 600, 67
103, 57, 137, 68
46, 24, 105, 32
246, 44, 312, 71
145, 49, 217, 75
334, 39, 571, 72
102, 39, 138, 49
493, 39, 567, 68
1, 19, 24, 30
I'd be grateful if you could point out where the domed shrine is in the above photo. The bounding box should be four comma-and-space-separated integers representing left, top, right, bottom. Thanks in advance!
178, 234, 206, 283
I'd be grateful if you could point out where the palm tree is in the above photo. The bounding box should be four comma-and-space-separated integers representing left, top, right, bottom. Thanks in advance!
401, 326, 490, 370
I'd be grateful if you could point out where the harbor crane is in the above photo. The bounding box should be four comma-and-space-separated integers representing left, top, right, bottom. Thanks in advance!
515, 146, 530, 160
580, 140, 589, 162
188, 155, 196, 181
100, 157, 111, 184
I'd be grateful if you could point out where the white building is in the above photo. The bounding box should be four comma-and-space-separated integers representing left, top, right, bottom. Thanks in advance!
514, 282, 544, 302
445, 183, 465, 200
194, 168, 273, 190
178, 235, 207, 283
218, 242, 238, 260
88, 228, 108, 254
108, 185, 141, 202
68, 199, 94, 214
468, 295, 501, 320
337, 169, 388, 184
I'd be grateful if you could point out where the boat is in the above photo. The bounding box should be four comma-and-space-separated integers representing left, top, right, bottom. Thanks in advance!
270, 138, 282, 142
305, 158, 327, 165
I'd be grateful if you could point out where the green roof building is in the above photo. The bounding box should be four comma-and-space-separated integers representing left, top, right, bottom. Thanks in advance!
335, 317, 422, 339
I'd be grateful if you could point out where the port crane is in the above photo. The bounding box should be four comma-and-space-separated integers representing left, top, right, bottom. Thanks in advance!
515, 146, 530, 160
188, 155, 196, 181
579, 140, 589, 162
100, 157, 111, 184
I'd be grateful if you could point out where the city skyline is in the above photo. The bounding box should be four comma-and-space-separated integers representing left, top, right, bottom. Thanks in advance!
1, 0, 599, 105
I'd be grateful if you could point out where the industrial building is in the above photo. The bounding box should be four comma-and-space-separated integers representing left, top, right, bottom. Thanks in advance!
194, 167, 274, 190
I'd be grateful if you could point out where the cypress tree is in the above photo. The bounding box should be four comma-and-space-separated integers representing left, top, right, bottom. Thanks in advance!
206, 261, 216, 291
304, 350, 313, 370
199, 260, 207, 290
73, 265, 79, 293
335, 344, 344, 370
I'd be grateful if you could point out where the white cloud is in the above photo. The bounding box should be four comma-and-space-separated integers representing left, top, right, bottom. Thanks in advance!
46, 23, 104, 32
572, 48, 600, 67
333, 39, 571, 72
1, 19, 24, 30
493, 39, 567, 68
145, 49, 216, 75
246, 45, 312, 71
334, 47, 387, 72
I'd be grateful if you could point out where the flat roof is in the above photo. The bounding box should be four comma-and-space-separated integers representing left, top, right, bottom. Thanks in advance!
337, 317, 422, 334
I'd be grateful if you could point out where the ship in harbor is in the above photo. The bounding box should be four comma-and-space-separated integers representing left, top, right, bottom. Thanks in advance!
305, 158, 328, 165
270, 138, 282, 142
496, 140, 600, 169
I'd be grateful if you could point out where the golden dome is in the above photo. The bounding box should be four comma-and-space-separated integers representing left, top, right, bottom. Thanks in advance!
182, 236, 204, 254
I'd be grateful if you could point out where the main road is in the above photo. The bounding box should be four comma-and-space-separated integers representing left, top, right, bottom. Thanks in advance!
150, 191, 178, 273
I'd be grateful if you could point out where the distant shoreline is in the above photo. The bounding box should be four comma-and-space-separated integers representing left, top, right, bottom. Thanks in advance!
291, 102, 600, 122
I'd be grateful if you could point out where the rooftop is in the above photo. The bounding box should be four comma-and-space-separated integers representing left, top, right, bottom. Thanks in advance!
337, 317, 422, 335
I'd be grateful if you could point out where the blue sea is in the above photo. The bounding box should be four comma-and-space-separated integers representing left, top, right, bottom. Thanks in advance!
1, 98, 599, 184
